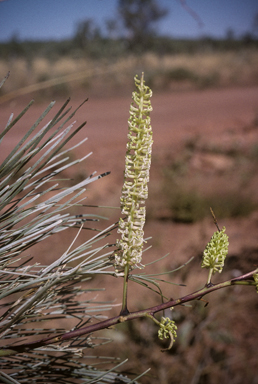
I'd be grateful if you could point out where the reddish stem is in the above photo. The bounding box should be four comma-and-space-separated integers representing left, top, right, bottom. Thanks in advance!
1, 269, 256, 356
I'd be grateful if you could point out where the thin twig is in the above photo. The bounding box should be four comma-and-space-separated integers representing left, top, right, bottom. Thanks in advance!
1, 268, 256, 356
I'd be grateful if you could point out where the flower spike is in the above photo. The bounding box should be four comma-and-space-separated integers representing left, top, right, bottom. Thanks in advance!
115, 73, 153, 269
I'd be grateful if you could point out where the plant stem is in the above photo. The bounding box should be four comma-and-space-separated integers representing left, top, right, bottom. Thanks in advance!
120, 264, 130, 315
2, 268, 256, 356
207, 268, 213, 285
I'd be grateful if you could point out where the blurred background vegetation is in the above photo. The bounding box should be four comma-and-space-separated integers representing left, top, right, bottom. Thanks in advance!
1, 0, 258, 101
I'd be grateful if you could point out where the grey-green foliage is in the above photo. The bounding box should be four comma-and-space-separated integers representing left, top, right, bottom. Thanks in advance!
0, 74, 135, 383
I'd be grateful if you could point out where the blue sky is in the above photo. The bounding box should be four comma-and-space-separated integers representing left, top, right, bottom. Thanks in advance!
0, 0, 257, 42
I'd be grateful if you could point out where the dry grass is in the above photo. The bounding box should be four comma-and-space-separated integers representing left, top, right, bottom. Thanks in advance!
1, 50, 258, 102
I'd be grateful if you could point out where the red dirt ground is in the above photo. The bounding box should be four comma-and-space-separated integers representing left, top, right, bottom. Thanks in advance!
1, 86, 258, 198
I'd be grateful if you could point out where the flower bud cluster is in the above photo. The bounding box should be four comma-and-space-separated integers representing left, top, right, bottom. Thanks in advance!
115, 74, 153, 268
158, 317, 177, 341
253, 271, 258, 293
202, 226, 229, 274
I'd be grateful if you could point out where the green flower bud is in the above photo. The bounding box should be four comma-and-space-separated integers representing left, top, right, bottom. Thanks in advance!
202, 226, 229, 274
158, 317, 177, 341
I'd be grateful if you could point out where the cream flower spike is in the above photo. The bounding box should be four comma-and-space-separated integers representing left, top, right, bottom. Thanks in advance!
115, 73, 153, 269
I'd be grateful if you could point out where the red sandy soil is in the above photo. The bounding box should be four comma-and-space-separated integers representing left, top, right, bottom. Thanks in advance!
1, 86, 258, 202
1, 86, 258, 383
1, 86, 258, 260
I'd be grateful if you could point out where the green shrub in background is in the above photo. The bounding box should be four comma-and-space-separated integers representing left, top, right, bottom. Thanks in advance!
0, 72, 257, 383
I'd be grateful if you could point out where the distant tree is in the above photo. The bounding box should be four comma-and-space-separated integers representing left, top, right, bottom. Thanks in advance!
8, 32, 24, 57
73, 19, 101, 50
252, 12, 258, 38
225, 28, 235, 41
118, 0, 168, 52
105, 18, 120, 39
241, 32, 255, 45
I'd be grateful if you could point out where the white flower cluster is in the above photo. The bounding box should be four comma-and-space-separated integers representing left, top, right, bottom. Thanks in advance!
202, 226, 229, 274
115, 74, 153, 268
